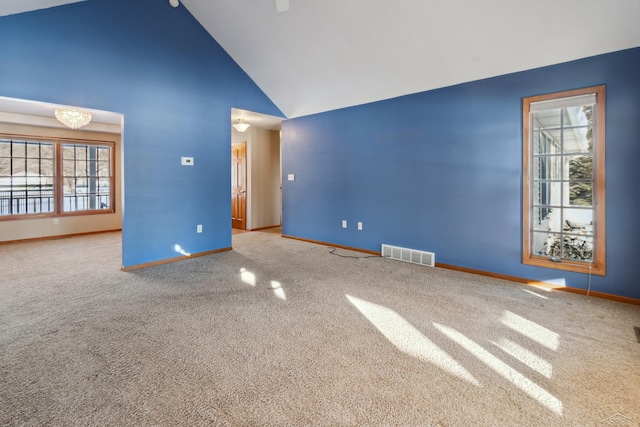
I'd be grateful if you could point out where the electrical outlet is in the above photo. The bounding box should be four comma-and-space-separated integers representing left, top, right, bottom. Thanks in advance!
53, 218, 59, 225
197, 224, 202, 233
342, 220, 347, 228
358, 222, 363, 230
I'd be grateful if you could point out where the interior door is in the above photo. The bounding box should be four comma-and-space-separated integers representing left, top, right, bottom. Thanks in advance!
231, 142, 247, 230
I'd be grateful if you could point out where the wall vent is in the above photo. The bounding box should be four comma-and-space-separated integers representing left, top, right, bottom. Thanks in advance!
381, 244, 435, 267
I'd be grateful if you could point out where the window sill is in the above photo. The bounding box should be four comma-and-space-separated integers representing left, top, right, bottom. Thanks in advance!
523, 255, 605, 276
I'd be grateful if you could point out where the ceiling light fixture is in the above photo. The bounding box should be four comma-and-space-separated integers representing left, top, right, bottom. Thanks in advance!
169, 0, 179, 8
54, 107, 92, 129
233, 118, 250, 133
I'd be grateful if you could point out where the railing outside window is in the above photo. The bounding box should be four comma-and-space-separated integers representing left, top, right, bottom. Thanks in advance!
0, 188, 54, 215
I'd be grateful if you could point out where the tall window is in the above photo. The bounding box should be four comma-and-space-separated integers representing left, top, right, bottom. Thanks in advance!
0, 136, 115, 218
522, 86, 605, 275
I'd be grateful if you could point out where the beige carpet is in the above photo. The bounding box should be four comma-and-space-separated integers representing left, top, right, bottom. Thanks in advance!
1, 230, 639, 426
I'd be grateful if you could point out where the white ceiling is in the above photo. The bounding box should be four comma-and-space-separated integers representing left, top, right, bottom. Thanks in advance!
183, 0, 640, 118
2, 0, 640, 122
0, 97, 121, 125
0, 0, 84, 17
0, 96, 122, 133
231, 108, 283, 131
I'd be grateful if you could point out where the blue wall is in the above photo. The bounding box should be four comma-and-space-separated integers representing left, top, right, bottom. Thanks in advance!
282, 48, 640, 299
0, 0, 283, 267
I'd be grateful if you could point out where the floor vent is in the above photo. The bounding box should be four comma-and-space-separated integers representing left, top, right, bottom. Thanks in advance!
381, 244, 435, 267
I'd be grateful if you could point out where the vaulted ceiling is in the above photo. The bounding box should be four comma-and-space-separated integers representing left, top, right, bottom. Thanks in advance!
2, 0, 640, 119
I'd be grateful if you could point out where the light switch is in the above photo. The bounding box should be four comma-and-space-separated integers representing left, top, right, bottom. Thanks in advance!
181, 157, 194, 166
288, 174, 295, 181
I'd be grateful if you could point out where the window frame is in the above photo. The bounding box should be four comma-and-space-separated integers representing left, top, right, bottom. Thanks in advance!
0, 133, 116, 220
522, 85, 606, 276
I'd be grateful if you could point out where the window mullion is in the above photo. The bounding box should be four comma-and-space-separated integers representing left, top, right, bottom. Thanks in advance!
559, 107, 565, 260
55, 142, 63, 215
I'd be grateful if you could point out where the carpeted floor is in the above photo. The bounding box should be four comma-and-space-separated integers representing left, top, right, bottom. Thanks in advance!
1, 229, 639, 426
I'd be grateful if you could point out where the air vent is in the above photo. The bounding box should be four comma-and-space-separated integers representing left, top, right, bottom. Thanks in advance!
381, 244, 435, 267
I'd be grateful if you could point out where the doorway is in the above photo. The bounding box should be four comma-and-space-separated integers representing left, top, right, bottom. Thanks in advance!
231, 142, 247, 230
230, 108, 283, 233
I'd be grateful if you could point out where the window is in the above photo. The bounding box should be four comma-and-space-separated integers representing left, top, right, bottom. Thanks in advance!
522, 86, 605, 275
0, 136, 115, 218
62, 143, 113, 212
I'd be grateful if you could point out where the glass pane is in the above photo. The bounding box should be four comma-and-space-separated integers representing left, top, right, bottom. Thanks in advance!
63, 145, 76, 160
12, 158, 26, 176
64, 160, 86, 177
533, 130, 561, 154
532, 232, 560, 257
11, 176, 27, 187
563, 105, 591, 127
568, 182, 592, 207
26, 142, 42, 158
64, 181, 82, 212
563, 208, 593, 236
561, 235, 593, 262
97, 161, 110, 177
40, 144, 54, 159
567, 155, 592, 180
0, 158, 9, 176
26, 158, 43, 176
75, 178, 88, 190
75, 145, 88, 160
533, 132, 546, 154
11, 141, 26, 157
64, 195, 77, 212
0, 140, 10, 157
40, 159, 54, 177
533, 182, 561, 206
533, 156, 561, 180
97, 147, 110, 162
533, 208, 562, 232
63, 182, 75, 195
63, 191, 101, 212
41, 176, 55, 187
562, 127, 592, 154
533, 108, 562, 130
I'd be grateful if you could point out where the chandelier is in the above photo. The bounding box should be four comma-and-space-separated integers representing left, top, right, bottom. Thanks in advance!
55, 107, 92, 129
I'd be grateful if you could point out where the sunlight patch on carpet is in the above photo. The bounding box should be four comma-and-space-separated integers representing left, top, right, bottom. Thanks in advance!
270, 281, 286, 301
522, 289, 549, 300
491, 338, 553, 378
501, 311, 559, 350
528, 285, 553, 292
433, 323, 563, 416
240, 268, 256, 286
346, 295, 480, 386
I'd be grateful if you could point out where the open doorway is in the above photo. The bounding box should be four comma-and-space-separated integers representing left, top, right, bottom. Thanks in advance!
231, 108, 283, 234
0, 96, 124, 246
